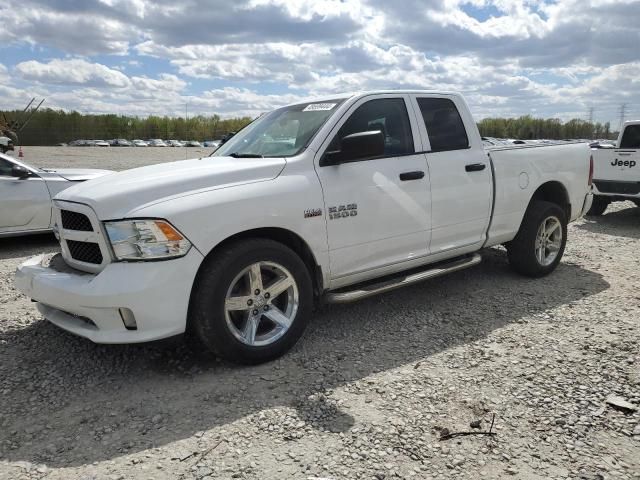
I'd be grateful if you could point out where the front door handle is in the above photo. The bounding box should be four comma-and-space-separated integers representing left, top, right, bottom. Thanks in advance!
399, 171, 425, 181
465, 163, 486, 172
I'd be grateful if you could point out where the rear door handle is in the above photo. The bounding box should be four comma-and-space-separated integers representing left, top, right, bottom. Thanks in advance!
465, 163, 486, 172
399, 171, 425, 181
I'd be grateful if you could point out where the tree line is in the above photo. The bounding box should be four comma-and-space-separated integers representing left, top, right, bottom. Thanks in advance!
477, 115, 614, 140
2, 108, 617, 146
2, 108, 253, 146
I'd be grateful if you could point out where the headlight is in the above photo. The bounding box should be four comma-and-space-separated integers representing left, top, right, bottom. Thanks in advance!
104, 219, 191, 261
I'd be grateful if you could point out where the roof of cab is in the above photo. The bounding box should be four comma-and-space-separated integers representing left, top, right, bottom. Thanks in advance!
281, 90, 462, 109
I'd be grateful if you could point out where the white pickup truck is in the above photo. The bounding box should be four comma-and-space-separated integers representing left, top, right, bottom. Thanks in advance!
588, 120, 640, 215
15, 91, 593, 364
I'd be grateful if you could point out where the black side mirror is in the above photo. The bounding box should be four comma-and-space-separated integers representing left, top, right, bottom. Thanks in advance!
321, 130, 385, 166
11, 165, 31, 179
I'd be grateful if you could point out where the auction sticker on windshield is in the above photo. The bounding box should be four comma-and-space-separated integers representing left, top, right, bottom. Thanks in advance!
303, 103, 337, 112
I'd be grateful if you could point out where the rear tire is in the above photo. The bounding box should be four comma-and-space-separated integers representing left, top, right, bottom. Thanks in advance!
188, 239, 313, 364
507, 200, 567, 277
586, 196, 609, 216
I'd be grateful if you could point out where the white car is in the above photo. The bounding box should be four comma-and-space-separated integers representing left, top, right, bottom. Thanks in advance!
1, 136, 14, 154
15, 90, 592, 364
168, 140, 184, 147
203, 140, 221, 148
132, 139, 148, 147
588, 120, 640, 215
0, 153, 112, 237
148, 139, 167, 147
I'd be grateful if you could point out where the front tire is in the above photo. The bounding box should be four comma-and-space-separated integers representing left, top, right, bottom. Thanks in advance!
586, 196, 609, 216
507, 200, 567, 277
189, 239, 313, 364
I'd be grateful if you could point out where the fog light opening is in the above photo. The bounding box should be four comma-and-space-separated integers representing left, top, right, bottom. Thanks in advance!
119, 308, 137, 330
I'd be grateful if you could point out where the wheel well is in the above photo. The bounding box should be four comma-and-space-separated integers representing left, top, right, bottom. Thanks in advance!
201, 228, 323, 297
530, 181, 571, 219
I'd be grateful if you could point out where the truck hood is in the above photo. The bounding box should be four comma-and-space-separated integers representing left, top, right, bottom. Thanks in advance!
41, 168, 114, 181
55, 156, 286, 219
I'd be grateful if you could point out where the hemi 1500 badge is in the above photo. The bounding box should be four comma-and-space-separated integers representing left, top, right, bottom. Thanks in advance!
304, 208, 322, 218
328, 204, 357, 220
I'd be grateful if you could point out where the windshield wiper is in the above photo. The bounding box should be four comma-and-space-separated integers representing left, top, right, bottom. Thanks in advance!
228, 152, 263, 158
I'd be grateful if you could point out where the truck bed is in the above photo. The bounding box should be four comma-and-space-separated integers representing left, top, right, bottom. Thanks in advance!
485, 141, 591, 246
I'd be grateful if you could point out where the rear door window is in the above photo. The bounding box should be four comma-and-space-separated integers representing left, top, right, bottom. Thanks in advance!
620, 125, 640, 149
416, 98, 469, 152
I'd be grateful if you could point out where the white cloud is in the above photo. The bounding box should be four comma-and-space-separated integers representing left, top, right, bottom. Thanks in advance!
15, 59, 131, 88
1, 0, 639, 124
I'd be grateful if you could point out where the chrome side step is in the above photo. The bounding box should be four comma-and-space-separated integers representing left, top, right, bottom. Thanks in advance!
325, 253, 482, 304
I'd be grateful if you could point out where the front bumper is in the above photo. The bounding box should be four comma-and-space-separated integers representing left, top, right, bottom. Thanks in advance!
15, 249, 204, 344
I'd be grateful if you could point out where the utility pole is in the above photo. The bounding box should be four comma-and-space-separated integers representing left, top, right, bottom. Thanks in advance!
185, 102, 189, 159
619, 103, 628, 131
587, 107, 594, 124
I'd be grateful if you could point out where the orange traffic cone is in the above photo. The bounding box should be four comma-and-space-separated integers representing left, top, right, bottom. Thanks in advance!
18, 146, 23, 158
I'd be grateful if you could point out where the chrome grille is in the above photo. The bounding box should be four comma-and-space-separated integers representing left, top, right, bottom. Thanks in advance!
53, 201, 110, 273
66, 240, 103, 264
61, 210, 93, 231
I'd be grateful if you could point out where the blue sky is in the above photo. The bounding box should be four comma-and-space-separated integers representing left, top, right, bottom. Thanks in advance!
0, 0, 638, 126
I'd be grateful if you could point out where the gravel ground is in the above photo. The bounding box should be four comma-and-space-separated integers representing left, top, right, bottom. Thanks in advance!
14, 146, 217, 171
1, 148, 639, 480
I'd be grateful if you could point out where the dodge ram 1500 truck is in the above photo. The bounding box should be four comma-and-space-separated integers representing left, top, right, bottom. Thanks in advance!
587, 120, 640, 215
15, 91, 594, 364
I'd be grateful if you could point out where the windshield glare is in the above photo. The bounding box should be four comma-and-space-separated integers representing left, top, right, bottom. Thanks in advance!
214, 99, 345, 158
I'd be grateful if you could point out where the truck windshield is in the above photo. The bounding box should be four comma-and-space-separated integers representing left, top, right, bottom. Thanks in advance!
213, 99, 346, 158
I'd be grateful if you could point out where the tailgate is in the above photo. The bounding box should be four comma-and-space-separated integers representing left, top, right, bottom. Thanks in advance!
593, 149, 640, 183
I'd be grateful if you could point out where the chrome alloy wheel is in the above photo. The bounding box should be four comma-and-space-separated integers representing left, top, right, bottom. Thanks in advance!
535, 216, 562, 267
224, 262, 299, 346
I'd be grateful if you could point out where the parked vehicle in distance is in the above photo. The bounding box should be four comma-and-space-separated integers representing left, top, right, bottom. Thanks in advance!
0, 136, 14, 153
148, 139, 167, 147
481, 137, 511, 147
92, 140, 110, 147
111, 139, 132, 147
589, 140, 615, 149
588, 120, 640, 215
132, 139, 148, 147
15, 90, 593, 364
185, 140, 202, 147
168, 140, 184, 147
0, 152, 112, 237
